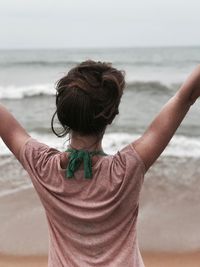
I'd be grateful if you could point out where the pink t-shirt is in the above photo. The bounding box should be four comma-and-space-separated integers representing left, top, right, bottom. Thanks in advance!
19, 138, 145, 267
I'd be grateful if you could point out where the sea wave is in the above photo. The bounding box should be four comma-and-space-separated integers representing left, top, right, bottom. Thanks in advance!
0, 81, 178, 99
1, 132, 200, 158
0, 84, 55, 99
103, 133, 200, 158
0, 59, 199, 68
0, 60, 79, 68
126, 81, 178, 92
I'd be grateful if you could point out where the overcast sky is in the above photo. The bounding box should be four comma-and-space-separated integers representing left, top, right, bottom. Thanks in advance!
0, 0, 200, 49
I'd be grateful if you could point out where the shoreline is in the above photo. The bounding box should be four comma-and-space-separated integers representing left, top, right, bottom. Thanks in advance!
1, 251, 200, 267
1, 174, 200, 254
0, 253, 47, 267
1, 158, 200, 265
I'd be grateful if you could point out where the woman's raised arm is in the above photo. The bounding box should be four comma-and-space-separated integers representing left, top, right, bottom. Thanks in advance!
133, 65, 200, 171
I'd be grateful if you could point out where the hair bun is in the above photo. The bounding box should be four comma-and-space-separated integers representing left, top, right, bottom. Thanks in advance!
92, 69, 125, 123
51, 60, 125, 137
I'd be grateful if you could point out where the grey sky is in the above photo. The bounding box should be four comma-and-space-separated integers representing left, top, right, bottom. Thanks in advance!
0, 0, 200, 48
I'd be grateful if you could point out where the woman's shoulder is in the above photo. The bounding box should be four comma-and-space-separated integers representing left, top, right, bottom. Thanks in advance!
19, 137, 62, 167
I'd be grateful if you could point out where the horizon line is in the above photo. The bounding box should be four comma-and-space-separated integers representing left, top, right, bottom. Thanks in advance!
0, 44, 200, 50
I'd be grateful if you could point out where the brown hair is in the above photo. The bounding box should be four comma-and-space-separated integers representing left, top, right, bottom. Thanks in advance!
51, 60, 125, 137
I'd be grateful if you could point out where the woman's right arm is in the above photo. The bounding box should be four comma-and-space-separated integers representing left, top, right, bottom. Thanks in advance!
133, 65, 200, 171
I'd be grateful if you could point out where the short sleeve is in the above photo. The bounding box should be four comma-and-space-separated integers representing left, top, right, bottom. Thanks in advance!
18, 138, 64, 205
112, 143, 146, 206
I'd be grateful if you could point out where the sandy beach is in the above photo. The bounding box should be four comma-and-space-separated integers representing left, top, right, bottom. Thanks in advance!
1, 45, 200, 266
1, 183, 200, 267
0, 253, 47, 267
1, 252, 200, 267
1, 46, 200, 266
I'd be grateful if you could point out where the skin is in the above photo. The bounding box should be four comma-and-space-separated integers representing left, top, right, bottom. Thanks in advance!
69, 131, 103, 151
0, 65, 200, 171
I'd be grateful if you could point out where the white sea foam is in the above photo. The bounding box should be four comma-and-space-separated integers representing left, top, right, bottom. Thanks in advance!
125, 70, 184, 87
1, 133, 200, 197
103, 133, 200, 158
1, 132, 200, 158
0, 84, 55, 99
0, 80, 179, 99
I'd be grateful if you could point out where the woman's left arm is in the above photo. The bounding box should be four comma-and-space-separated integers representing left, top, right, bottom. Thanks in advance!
132, 65, 200, 171
0, 104, 30, 159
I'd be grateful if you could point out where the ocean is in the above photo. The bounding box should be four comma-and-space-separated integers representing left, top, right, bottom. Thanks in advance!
0, 47, 200, 195
1, 47, 200, 252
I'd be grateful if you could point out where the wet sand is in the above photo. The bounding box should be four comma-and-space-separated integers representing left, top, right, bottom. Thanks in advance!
0, 254, 47, 267
1, 156, 200, 266
143, 251, 200, 267
1, 252, 200, 267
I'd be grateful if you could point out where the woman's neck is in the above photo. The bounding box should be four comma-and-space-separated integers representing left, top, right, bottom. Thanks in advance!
69, 131, 103, 151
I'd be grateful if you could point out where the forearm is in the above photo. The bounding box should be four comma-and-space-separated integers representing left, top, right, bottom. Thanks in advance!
176, 65, 200, 105
147, 65, 200, 146
144, 94, 191, 152
143, 65, 200, 146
